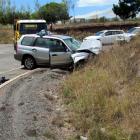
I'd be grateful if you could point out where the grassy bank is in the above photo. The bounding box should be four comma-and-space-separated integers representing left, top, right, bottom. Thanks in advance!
62, 39, 140, 140
0, 28, 13, 44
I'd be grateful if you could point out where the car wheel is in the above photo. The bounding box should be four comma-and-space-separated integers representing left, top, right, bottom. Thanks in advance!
88, 53, 95, 61
75, 60, 85, 70
23, 56, 36, 70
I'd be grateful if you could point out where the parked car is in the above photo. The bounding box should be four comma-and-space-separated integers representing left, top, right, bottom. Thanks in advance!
14, 33, 102, 70
127, 27, 140, 39
84, 30, 131, 45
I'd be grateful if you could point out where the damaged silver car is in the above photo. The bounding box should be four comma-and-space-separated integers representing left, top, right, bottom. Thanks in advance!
14, 33, 102, 70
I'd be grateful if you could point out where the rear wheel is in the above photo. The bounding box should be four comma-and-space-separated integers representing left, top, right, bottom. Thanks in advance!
23, 56, 36, 70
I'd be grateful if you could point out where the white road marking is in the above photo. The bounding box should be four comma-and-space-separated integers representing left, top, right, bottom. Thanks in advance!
0, 68, 41, 89
0, 66, 23, 75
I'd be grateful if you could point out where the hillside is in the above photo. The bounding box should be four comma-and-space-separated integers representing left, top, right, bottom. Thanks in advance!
0, 28, 13, 44
62, 38, 140, 140
54, 21, 140, 34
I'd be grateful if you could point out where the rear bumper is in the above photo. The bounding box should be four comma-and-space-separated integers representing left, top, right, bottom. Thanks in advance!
14, 53, 22, 61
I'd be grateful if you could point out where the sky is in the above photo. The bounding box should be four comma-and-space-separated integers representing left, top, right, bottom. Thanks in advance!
10, 0, 119, 18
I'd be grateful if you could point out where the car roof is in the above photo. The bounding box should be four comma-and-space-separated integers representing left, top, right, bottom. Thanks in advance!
49, 35, 72, 40
96, 30, 124, 33
134, 27, 140, 29
17, 20, 46, 23
21, 34, 72, 40
104, 30, 124, 32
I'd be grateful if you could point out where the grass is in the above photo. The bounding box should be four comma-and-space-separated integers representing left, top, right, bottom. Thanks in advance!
43, 130, 56, 140
0, 28, 13, 44
62, 38, 140, 140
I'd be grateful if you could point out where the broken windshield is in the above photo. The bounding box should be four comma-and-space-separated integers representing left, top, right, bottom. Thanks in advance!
64, 38, 81, 52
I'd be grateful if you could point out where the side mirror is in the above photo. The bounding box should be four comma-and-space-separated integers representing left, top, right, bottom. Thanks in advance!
66, 48, 70, 52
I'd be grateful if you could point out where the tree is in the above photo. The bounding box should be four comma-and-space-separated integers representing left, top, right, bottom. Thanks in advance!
34, 2, 70, 24
112, 0, 140, 20
0, 0, 32, 24
98, 16, 108, 22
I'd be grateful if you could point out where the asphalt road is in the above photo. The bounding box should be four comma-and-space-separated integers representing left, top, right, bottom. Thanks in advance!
0, 44, 20, 73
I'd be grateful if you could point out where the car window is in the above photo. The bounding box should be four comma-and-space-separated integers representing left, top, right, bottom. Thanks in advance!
105, 31, 113, 36
95, 31, 105, 36
21, 36, 35, 46
49, 39, 66, 52
34, 37, 49, 48
111, 31, 116, 35
115, 31, 123, 35
134, 29, 140, 34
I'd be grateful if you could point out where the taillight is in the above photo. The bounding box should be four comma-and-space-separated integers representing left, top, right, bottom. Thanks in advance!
15, 43, 18, 53
16, 45, 18, 53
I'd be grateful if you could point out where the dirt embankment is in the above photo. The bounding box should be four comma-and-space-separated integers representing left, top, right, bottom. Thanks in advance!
54, 22, 140, 34
0, 69, 74, 140
0, 28, 13, 44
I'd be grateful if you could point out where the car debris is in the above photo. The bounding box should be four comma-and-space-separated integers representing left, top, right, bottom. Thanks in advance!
0, 77, 9, 85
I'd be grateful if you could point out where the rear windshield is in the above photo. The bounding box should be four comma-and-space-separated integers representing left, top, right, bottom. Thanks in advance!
21, 36, 35, 46
20, 23, 47, 34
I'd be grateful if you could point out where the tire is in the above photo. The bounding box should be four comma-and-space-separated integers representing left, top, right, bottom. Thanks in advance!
23, 56, 36, 70
75, 60, 85, 70
88, 53, 95, 61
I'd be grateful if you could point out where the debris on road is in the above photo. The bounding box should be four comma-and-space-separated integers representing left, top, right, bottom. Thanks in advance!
0, 76, 9, 85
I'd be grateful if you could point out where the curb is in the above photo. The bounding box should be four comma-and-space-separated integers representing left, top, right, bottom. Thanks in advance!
0, 68, 42, 89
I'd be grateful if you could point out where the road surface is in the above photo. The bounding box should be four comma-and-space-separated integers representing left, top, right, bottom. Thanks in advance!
0, 44, 20, 73
0, 44, 31, 80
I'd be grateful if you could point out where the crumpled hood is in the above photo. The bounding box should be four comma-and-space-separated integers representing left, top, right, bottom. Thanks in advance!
78, 39, 102, 54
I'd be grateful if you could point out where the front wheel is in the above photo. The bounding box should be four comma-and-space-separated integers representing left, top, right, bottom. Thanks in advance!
23, 56, 36, 70
88, 53, 96, 61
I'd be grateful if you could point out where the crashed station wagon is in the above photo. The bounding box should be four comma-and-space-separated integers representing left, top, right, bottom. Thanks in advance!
14, 32, 102, 70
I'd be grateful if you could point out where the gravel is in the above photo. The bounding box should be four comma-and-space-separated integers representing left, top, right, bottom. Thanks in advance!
0, 69, 74, 140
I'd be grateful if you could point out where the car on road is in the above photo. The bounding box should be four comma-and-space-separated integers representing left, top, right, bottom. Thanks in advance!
14, 33, 102, 70
127, 27, 140, 39
84, 30, 131, 45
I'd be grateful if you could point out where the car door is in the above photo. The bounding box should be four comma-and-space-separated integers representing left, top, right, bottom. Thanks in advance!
114, 31, 125, 42
33, 37, 50, 64
102, 31, 113, 44
49, 39, 73, 67
110, 31, 119, 43
19, 36, 36, 54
